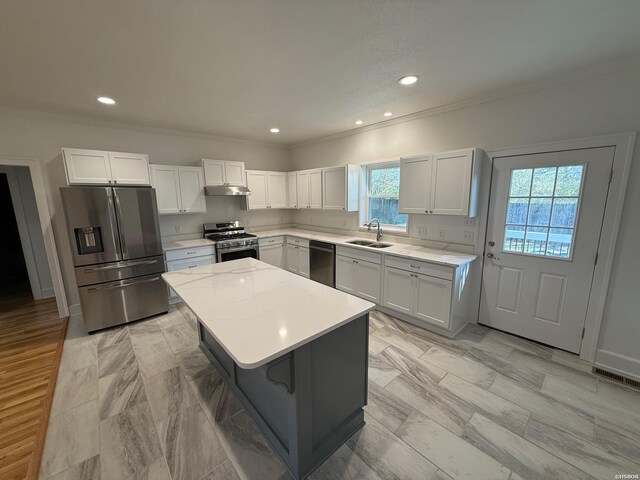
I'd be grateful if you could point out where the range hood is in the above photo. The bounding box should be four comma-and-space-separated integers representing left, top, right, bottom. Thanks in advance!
205, 185, 251, 196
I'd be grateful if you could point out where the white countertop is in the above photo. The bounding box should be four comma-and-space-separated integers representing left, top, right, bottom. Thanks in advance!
162, 238, 215, 251
253, 228, 477, 267
162, 258, 375, 368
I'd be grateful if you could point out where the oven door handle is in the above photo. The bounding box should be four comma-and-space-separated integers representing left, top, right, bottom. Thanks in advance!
217, 245, 259, 255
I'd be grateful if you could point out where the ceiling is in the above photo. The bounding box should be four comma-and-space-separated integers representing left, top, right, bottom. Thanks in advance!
2, 1, 640, 145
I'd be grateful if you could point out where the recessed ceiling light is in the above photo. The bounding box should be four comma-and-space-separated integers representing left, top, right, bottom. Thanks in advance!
97, 96, 116, 105
355, 120, 363, 125
398, 75, 418, 85
384, 112, 393, 117
270, 128, 280, 133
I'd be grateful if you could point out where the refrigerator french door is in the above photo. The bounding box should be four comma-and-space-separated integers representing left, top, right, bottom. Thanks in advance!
61, 186, 168, 332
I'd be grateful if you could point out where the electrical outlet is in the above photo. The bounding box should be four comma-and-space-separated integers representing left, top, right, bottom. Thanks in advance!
174, 225, 180, 233
417, 227, 427, 238
463, 230, 474, 243
438, 229, 445, 240
464, 218, 475, 226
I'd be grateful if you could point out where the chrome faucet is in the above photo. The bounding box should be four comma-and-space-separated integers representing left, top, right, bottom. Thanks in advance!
365, 218, 383, 242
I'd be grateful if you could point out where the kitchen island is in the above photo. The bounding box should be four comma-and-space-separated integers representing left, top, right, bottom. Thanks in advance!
162, 258, 375, 480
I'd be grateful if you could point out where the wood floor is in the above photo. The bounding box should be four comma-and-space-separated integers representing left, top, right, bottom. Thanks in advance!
0, 297, 67, 480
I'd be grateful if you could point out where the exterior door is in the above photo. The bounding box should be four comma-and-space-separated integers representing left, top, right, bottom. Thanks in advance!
480, 147, 614, 352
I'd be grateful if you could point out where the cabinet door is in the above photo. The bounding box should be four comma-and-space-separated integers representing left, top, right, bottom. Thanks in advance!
287, 172, 298, 208
383, 266, 414, 315
430, 150, 473, 216
297, 171, 310, 209
309, 169, 323, 209
150, 165, 181, 214
224, 161, 246, 186
298, 246, 310, 278
179, 167, 206, 213
246, 171, 268, 209
260, 244, 284, 268
356, 260, 381, 303
109, 152, 150, 185
335, 255, 356, 294
267, 172, 287, 209
399, 156, 432, 214
322, 166, 346, 210
286, 244, 299, 273
202, 159, 225, 186
63, 148, 112, 185
414, 274, 452, 329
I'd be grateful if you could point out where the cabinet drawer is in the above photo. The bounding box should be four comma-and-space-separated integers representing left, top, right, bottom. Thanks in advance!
259, 236, 284, 247
385, 255, 453, 280
336, 245, 382, 265
286, 236, 309, 248
166, 256, 215, 271
165, 245, 215, 262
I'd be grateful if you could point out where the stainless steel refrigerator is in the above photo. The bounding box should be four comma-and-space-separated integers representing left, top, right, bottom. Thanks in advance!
60, 186, 168, 332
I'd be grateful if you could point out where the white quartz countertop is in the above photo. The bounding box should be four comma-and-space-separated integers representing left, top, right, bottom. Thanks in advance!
162, 238, 215, 251
162, 258, 375, 368
253, 228, 477, 267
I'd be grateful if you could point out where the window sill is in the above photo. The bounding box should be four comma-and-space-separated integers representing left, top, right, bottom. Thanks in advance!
358, 225, 409, 237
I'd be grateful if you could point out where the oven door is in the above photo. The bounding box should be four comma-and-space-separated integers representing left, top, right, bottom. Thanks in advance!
217, 245, 259, 263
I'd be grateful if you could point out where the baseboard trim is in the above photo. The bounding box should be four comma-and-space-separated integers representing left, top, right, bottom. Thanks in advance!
69, 303, 83, 320
594, 349, 640, 383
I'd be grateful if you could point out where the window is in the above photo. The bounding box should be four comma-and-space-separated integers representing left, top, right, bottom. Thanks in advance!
362, 162, 408, 232
503, 165, 584, 259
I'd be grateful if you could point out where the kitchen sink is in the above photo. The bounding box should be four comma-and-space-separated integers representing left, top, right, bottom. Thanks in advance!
347, 240, 375, 246
369, 243, 392, 248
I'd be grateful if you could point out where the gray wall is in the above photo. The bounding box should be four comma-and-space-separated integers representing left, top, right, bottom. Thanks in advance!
290, 67, 640, 378
0, 110, 292, 308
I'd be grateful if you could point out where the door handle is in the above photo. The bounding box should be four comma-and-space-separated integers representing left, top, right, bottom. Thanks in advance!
87, 276, 162, 292
83, 259, 158, 272
113, 192, 128, 258
486, 252, 500, 260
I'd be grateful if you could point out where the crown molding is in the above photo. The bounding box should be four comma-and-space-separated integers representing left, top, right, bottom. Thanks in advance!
288, 55, 640, 150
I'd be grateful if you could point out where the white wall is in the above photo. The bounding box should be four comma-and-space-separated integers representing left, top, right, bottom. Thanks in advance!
290, 67, 640, 377
0, 110, 292, 307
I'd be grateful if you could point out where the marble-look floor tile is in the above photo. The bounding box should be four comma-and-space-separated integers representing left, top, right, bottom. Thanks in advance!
367, 353, 402, 387
97, 336, 136, 378
216, 410, 288, 480
438, 374, 530, 436
368, 334, 389, 355
385, 374, 473, 436
133, 338, 178, 378
593, 418, 640, 465
462, 414, 596, 480
485, 329, 553, 359
98, 361, 147, 420
509, 349, 597, 392
128, 319, 166, 348
310, 444, 382, 480
551, 349, 593, 373
364, 381, 414, 432
59, 340, 97, 372
62, 316, 94, 348
202, 460, 242, 480
465, 347, 544, 391
94, 325, 128, 350
595, 378, 640, 415
397, 410, 511, 480
394, 319, 469, 356
156, 307, 189, 329
189, 370, 243, 427
369, 310, 397, 331
177, 303, 198, 324
40, 400, 99, 478
371, 326, 429, 357
421, 346, 496, 388
51, 364, 98, 413
432, 471, 455, 480
47, 455, 99, 480
162, 322, 199, 353
524, 416, 639, 479
490, 375, 594, 440
157, 404, 228, 480
380, 345, 447, 385
456, 330, 513, 359
132, 457, 172, 480
144, 366, 199, 422
175, 345, 216, 379
347, 413, 438, 480
99, 402, 163, 479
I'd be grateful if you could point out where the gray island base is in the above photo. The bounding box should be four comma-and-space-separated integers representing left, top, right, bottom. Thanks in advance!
198, 313, 369, 480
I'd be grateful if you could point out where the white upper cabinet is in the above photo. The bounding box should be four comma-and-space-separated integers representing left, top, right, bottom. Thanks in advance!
309, 169, 323, 209
108, 151, 151, 185
399, 148, 482, 217
63, 148, 150, 186
245, 171, 288, 210
202, 159, 246, 186
296, 171, 310, 209
322, 165, 359, 211
287, 172, 297, 209
150, 164, 205, 215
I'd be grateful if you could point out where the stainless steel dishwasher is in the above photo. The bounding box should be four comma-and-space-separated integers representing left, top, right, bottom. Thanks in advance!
309, 240, 335, 288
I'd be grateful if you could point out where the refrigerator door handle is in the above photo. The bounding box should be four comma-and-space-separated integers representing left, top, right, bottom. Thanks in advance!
83, 258, 159, 273
113, 192, 129, 258
87, 275, 162, 292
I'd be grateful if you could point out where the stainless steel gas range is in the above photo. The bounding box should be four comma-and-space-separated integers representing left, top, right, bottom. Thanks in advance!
203, 221, 259, 262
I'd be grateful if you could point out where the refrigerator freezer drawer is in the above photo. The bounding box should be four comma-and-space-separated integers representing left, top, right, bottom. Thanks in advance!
75, 255, 165, 287
78, 273, 168, 332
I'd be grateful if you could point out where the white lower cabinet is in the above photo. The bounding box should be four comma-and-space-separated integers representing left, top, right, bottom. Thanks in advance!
382, 267, 414, 315
165, 246, 216, 303
286, 242, 309, 278
336, 250, 381, 303
259, 236, 285, 268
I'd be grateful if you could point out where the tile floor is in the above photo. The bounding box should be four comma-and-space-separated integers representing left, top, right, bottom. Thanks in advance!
39, 307, 640, 480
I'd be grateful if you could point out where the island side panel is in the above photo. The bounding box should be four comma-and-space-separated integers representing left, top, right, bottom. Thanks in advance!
197, 314, 369, 480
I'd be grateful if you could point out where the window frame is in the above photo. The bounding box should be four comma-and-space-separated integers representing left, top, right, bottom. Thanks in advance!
359, 161, 409, 236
